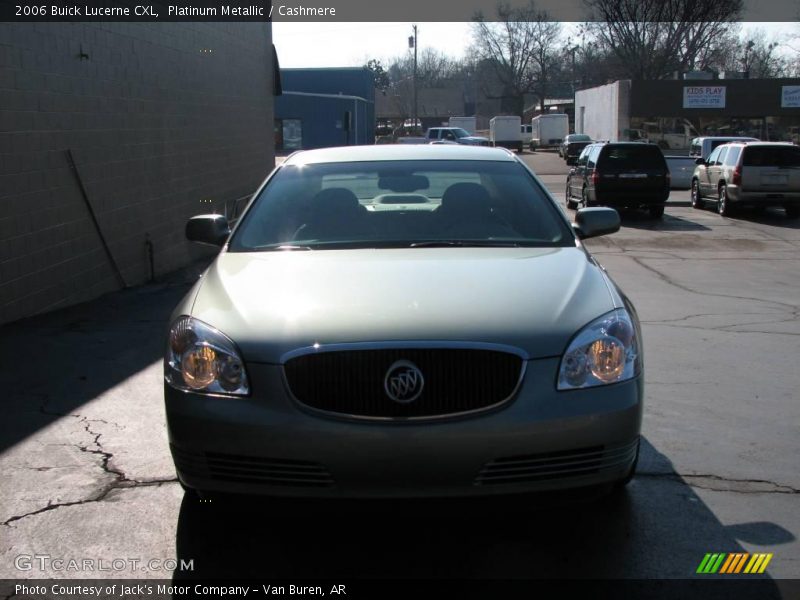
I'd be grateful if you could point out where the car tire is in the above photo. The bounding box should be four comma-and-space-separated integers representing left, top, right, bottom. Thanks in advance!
785, 205, 800, 219
691, 179, 703, 209
649, 204, 665, 219
717, 184, 731, 217
581, 186, 591, 208
566, 180, 578, 210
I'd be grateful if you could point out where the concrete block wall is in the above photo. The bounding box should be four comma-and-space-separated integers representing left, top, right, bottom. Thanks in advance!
0, 23, 275, 324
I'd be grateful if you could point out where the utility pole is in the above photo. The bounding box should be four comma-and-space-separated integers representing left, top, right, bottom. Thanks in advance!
409, 25, 418, 133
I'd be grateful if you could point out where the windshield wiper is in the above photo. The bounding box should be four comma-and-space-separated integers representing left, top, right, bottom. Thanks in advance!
409, 240, 521, 248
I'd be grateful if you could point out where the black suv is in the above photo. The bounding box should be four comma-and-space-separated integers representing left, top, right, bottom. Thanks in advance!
566, 142, 670, 218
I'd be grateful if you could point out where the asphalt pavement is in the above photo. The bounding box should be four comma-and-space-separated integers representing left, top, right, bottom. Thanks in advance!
1, 150, 798, 587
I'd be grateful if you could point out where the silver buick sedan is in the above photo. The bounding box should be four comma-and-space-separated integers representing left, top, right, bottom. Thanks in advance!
164, 145, 643, 499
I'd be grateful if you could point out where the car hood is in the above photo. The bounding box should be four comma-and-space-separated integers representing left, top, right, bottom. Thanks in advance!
459, 136, 489, 143
190, 247, 616, 363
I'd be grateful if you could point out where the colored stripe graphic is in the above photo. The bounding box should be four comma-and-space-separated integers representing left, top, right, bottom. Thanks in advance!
700, 552, 773, 574
758, 554, 773, 573
744, 553, 774, 574
697, 553, 727, 574
733, 553, 749, 574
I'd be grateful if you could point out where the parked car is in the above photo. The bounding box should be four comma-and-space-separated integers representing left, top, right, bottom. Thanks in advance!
426, 127, 490, 146
167, 144, 643, 500
690, 142, 800, 218
566, 142, 670, 218
689, 136, 759, 161
560, 134, 593, 164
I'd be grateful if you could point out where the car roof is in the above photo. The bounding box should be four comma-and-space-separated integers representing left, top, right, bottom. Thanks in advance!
283, 144, 517, 166
717, 141, 795, 147
692, 136, 759, 142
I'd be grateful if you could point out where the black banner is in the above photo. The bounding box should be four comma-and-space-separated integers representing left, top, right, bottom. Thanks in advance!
1, 0, 799, 22
1, 579, 799, 600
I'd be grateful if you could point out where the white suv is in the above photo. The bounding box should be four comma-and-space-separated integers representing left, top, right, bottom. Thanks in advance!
690, 142, 800, 218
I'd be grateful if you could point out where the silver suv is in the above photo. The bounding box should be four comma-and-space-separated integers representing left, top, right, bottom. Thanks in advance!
690, 142, 800, 218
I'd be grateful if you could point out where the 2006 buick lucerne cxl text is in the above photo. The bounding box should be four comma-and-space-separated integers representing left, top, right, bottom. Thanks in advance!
164, 145, 643, 499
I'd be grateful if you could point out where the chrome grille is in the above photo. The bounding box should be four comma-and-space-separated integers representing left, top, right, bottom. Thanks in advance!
283, 347, 524, 419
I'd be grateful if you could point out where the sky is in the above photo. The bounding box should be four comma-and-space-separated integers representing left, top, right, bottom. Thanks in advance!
273, 22, 800, 69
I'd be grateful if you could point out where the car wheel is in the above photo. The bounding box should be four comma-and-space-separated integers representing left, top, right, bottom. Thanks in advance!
649, 204, 665, 219
691, 179, 703, 209
565, 180, 578, 210
785, 205, 800, 219
717, 184, 731, 217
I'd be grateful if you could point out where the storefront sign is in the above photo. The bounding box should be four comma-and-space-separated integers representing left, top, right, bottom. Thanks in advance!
781, 86, 800, 107
683, 86, 726, 108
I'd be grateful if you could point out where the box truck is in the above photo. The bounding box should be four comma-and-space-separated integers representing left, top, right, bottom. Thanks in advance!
530, 114, 569, 151
448, 116, 477, 135
490, 116, 522, 152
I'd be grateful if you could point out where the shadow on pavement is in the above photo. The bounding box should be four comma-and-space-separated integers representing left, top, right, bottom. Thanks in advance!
0, 258, 211, 453
721, 207, 800, 228
620, 211, 711, 232
172, 438, 789, 588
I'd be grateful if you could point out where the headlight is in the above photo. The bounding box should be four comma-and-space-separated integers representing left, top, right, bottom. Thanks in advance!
165, 316, 249, 396
557, 308, 641, 390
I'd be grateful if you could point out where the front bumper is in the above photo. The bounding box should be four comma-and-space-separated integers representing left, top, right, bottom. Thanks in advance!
165, 358, 643, 498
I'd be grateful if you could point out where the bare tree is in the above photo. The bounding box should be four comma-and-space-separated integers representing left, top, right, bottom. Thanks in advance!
584, 0, 744, 79
472, 1, 562, 115
738, 30, 791, 78
388, 48, 461, 88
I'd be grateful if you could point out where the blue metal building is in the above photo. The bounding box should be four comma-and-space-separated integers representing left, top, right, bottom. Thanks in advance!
275, 68, 375, 151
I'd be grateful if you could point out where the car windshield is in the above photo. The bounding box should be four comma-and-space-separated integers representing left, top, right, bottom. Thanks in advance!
229, 160, 573, 251
452, 128, 470, 138
570, 135, 591, 142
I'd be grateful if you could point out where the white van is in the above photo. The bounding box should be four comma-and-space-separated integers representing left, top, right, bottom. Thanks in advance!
690, 136, 759, 161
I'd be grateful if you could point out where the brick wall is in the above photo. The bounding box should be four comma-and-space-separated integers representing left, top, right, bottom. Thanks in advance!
0, 23, 275, 324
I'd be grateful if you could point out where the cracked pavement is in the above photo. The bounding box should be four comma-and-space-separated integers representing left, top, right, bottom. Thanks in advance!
0, 153, 798, 581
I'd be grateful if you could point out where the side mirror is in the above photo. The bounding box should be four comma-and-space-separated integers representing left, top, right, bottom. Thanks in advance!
695, 157, 705, 165
186, 214, 231, 246
573, 207, 620, 240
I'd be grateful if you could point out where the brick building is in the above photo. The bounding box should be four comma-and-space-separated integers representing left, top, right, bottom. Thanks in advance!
0, 23, 277, 324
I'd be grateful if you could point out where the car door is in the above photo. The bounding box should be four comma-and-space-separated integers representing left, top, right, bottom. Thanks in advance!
709, 147, 728, 193
570, 145, 592, 197
585, 145, 602, 200
741, 145, 800, 194
699, 146, 723, 196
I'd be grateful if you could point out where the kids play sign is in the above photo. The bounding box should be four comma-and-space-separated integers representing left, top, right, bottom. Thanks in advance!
683, 86, 726, 108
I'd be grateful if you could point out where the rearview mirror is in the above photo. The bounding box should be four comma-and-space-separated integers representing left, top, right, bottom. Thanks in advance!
695, 157, 705, 165
186, 214, 231, 246
572, 207, 620, 240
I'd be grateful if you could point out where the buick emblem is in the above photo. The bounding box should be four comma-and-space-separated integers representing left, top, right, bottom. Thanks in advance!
384, 360, 425, 404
